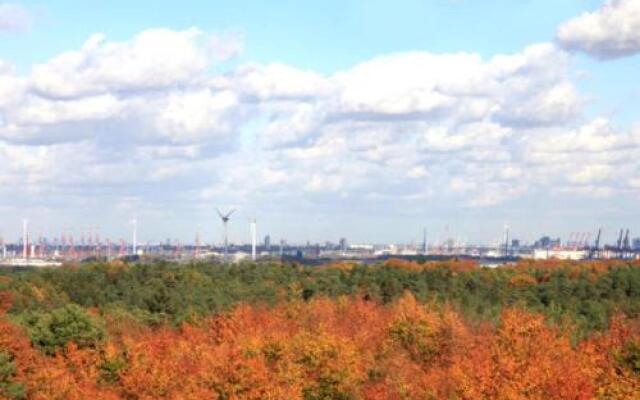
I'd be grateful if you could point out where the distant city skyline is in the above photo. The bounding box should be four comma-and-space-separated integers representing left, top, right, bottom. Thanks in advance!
2, 215, 637, 250
0, 0, 639, 243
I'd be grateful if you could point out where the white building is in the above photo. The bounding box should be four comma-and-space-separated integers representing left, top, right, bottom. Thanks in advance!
533, 249, 588, 260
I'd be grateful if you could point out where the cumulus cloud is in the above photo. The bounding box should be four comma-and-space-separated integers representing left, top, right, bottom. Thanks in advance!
9, 94, 121, 126
520, 118, 640, 199
0, 3, 30, 32
2, 25, 640, 239
153, 90, 239, 142
227, 42, 589, 208
0, 29, 255, 146
557, 0, 640, 59
30, 28, 236, 98
0, 62, 25, 108
228, 62, 331, 101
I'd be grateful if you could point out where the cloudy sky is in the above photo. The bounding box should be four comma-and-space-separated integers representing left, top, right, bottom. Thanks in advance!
0, 0, 639, 246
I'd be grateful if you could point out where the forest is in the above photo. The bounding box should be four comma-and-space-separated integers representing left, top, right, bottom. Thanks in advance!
0, 258, 639, 399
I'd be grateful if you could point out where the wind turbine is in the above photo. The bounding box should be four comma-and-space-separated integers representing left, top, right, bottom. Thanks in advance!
217, 208, 235, 261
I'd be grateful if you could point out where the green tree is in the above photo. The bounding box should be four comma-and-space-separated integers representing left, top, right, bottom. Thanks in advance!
20, 304, 105, 355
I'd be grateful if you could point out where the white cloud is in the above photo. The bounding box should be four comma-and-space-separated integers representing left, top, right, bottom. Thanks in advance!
407, 165, 428, 179
9, 94, 121, 126
30, 28, 236, 98
494, 82, 582, 127
333, 52, 466, 116
566, 164, 613, 184
329, 43, 578, 127
628, 177, 640, 188
557, 0, 640, 59
229, 62, 331, 101
0, 4, 30, 32
526, 118, 640, 154
0, 62, 25, 108
151, 89, 241, 144
261, 103, 323, 148
0, 29, 252, 146
207, 31, 244, 61
2, 25, 640, 238
420, 122, 512, 152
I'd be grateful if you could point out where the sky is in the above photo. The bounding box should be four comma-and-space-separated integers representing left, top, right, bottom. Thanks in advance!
0, 0, 639, 246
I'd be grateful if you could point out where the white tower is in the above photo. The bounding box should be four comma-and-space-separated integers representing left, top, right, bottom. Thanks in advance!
250, 219, 257, 261
22, 219, 28, 259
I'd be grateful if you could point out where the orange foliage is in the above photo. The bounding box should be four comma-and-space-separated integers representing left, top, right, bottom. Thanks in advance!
384, 258, 423, 271
509, 273, 538, 288
0, 294, 639, 399
321, 261, 358, 271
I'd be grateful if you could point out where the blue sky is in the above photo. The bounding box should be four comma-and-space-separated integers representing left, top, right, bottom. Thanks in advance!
2, 1, 604, 70
0, 0, 639, 245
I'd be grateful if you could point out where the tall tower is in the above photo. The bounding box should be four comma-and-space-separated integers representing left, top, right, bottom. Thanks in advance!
264, 235, 271, 251
339, 238, 348, 254
250, 219, 257, 261
503, 224, 510, 257
422, 227, 428, 255
132, 218, 138, 256
194, 231, 201, 259
22, 219, 28, 259
95, 225, 101, 257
